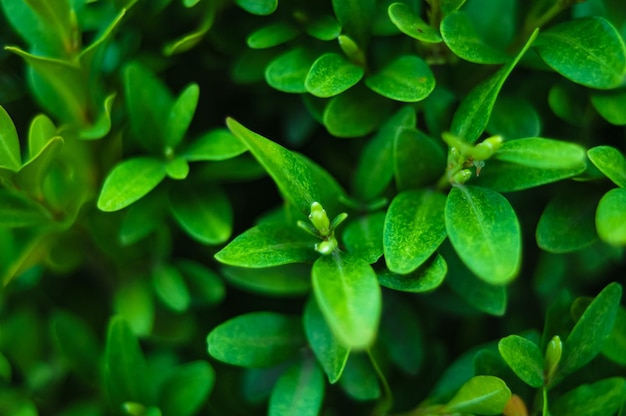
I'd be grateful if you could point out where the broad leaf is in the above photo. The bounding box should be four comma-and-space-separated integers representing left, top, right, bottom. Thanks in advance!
165, 83, 199, 149
27, 113, 56, 159
247, 22, 299, 49
0, 106, 21, 171
587, 146, 626, 188
119, 190, 168, 245
0, 189, 50, 228
441, 0, 466, 14
445, 186, 521, 284
269, 358, 325, 416
384, 190, 447, 274
440, 11, 507, 64
388, 2, 442, 43
17, 136, 64, 198
365, 55, 435, 102
591, 89, 626, 125
236, 0, 277, 15
332, 0, 376, 44
323, 86, 392, 137
394, 128, 445, 189
221, 264, 311, 297
342, 212, 385, 264
159, 361, 215, 416
312, 252, 381, 350
339, 353, 381, 400
153, 264, 191, 313
97, 157, 166, 212
444, 376, 511, 415
494, 137, 587, 170
498, 335, 544, 388
303, 297, 350, 384
552, 377, 626, 416
182, 128, 247, 161
207, 312, 305, 367
596, 188, 626, 246
378, 254, 447, 293
535, 17, 626, 89
305, 53, 364, 98
265, 48, 317, 93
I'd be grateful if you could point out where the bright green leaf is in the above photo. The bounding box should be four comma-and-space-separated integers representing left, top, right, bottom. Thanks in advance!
159, 361, 215, 416
305, 15, 341, 41
394, 128, 445, 189
265, 48, 317, 93
305, 53, 364, 98
165, 157, 189, 180
207, 312, 305, 367
494, 137, 587, 170
17, 136, 63, 199
441, 11, 507, 64
323, 86, 392, 137
378, 254, 447, 293
153, 264, 191, 313
388, 2, 442, 43
596, 188, 626, 246
247, 22, 299, 49
588, 145, 626, 188
165, 83, 199, 149
79, 93, 116, 140
97, 157, 166, 212
591, 89, 626, 125
552, 377, 626, 416
27, 113, 56, 159
0, 189, 50, 228
0, 106, 22, 171
498, 335, 544, 388
236, 0, 277, 15
182, 128, 247, 161
312, 252, 381, 350
113, 279, 155, 337
444, 375, 511, 415
342, 212, 385, 264
445, 186, 521, 284
269, 358, 325, 416
365, 55, 435, 102
221, 263, 311, 297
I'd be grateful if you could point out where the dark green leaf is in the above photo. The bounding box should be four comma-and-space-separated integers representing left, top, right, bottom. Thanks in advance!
221, 263, 311, 297
384, 190, 447, 274
548, 81, 588, 126
332, 0, 376, 44
312, 252, 381, 349
207, 312, 305, 367
365, 55, 435, 102
236, 0, 277, 15
169, 183, 232, 245
305, 53, 364, 98
97, 157, 166, 212
596, 188, 626, 246
445, 186, 521, 284
247, 22, 299, 49
378, 254, 447, 293
323, 86, 393, 137
303, 297, 349, 384
265, 48, 317, 93
159, 361, 215, 416
394, 128, 445, 189
380, 295, 424, 375
113, 279, 155, 338
0, 189, 50, 228
444, 376, 511, 415
339, 353, 381, 400
269, 358, 325, 416
163, 3, 216, 55
176, 259, 225, 306
441, 0, 466, 14
153, 264, 191, 313
535, 17, 626, 89
342, 212, 385, 264
602, 306, 626, 365
51, 311, 101, 382
587, 145, 626, 188
165, 83, 199, 149
119, 190, 169, 245
440, 11, 507, 64
388, 2, 441, 43
552, 377, 626, 416
0, 106, 21, 171
450, 29, 538, 144
498, 335, 544, 388
305, 15, 341, 41
591, 89, 626, 125
494, 137, 587, 170
182, 128, 247, 161
487, 97, 541, 140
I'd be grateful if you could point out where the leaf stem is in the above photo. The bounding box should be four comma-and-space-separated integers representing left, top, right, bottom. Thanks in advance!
368, 349, 393, 416
542, 387, 549, 416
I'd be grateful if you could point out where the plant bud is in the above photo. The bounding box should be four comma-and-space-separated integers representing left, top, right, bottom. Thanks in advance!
309, 202, 331, 236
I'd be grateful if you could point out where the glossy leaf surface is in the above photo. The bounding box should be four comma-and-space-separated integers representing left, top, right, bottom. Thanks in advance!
365, 55, 435, 102
587, 145, 626, 188
342, 212, 385, 264
323, 87, 392, 137
378, 254, 447, 293
444, 376, 511, 415
247, 22, 299, 49
494, 137, 587, 170
265, 48, 316, 93
596, 188, 626, 246
165, 83, 199, 149
305, 53, 364, 98
236, 0, 277, 15
182, 128, 247, 161
552, 377, 626, 416
0, 106, 21, 171
498, 335, 544, 388
388, 2, 441, 42
441, 11, 507, 64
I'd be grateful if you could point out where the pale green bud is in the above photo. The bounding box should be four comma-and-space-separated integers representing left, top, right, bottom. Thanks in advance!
473, 135, 503, 160
309, 202, 331, 237
544, 335, 562, 383
315, 238, 338, 255
452, 169, 472, 184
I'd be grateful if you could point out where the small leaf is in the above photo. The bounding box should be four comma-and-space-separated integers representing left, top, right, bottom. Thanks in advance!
17, 136, 64, 198
119, 190, 169, 245
444, 376, 511, 415
97, 157, 166, 212
0, 106, 22, 171
384, 190, 447, 274
165, 157, 189, 180
590, 89, 626, 125
323, 86, 392, 138
596, 188, 626, 246
265, 48, 317, 93
27, 114, 56, 159
312, 252, 381, 350
365, 55, 435, 102
378, 254, 447, 293
535, 17, 626, 89
215, 221, 318, 267
182, 128, 247, 161
269, 358, 325, 416
207, 312, 305, 367
153, 264, 191, 313
303, 297, 349, 384
305, 15, 341, 41
236, 0, 277, 15
79, 93, 116, 140
159, 361, 215, 416
552, 377, 626, 416
494, 137, 587, 170
247, 22, 299, 49
446, 186, 521, 284
587, 146, 626, 188
165, 83, 199, 149
332, 0, 376, 44
441, 0, 466, 14
305, 53, 364, 98
487, 97, 541, 140
394, 128, 445, 189
498, 335, 544, 388
176, 259, 225, 306
380, 295, 424, 375
51, 311, 101, 382
113, 279, 155, 337
0, 189, 50, 228
339, 353, 381, 400
163, 3, 216, 55
221, 264, 311, 297
342, 212, 385, 264
441, 11, 507, 64
388, 2, 442, 43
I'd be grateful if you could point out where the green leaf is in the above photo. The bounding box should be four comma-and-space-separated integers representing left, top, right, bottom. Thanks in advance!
332, 0, 376, 44
446, 186, 521, 284
27, 113, 56, 159
487, 97, 541, 140
159, 361, 215, 416
207, 312, 305, 367
388, 2, 442, 43
0, 106, 21, 171
304, 53, 364, 98
265, 48, 317, 93
181, 128, 247, 161
379, 295, 424, 375
596, 188, 626, 246
440, 11, 507, 64
303, 297, 350, 384
247, 22, 299, 49
312, 252, 381, 350
559, 282, 622, 379
342, 212, 385, 264
339, 353, 381, 400
441, 0, 466, 14
535, 17, 626, 89
165, 83, 199, 149
51, 311, 101, 382
119, 189, 168, 245
0, 189, 50, 228
236, 0, 277, 15
17, 136, 64, 199
587, 145, 626, 188
113, 279, 155, 338
384, 190, 447, 274
323, 86, 392, 138
305, 15, 341, 41
97, 157, 166, 212
552, 377, 626, 416
176, 259, 225, 306
378, 254, 447, 293
444, 376, 511, 415
79, 93, 116, 140
153, 264, 191, 313
165, 157, 189, 180
104, 316, 149, 406
269, 358, 325, 416
536, 185, 600, 253
591, 88, 626, 125
602, 306, 626, 365
170, 183, 232, 244
450, 29, 538, 144
163, 3, 216, 55
498, 335, 544, 388
215, 221, 318, 267
221, 264, 311, 297
494, 137, 587, 170
365, 55, 435, 102
394, 128, 445, 189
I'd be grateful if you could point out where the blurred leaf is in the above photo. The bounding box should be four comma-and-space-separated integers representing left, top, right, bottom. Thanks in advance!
79, 93, 116, 140
441, 11, 507, 64
247, 22, 299, 49
552, 377, 626, 416
165, 83, 199, 149
119, 189, 169, 245
487, 97, 541, 140
365, 55, 435, 102
394, 128, 445, 189
384, 190, 447, 274
97, 157, 166, 212
548, 81, 587, 126
305, 15, 341, 40
113, 279, 155, 337
305, 53, 364, 98
535, 17, 626, 89
0, 189, 50, 228
494, 137, 587, 170
0, 106, 22, 171
342, 212, 385, 264
323, 86, 392, 137
303, 297, 350, 384
182, 128, 247, 161
441, 0, 466, 14
153, 264, 191, 313
498, 335, 544, 388
590, 89, 626, 125
269, 358, 325, 416
601, 306, 626, 365
332, 0, 376, 44
596, 188, 626, 246
380, 295, 424, 375
265, 48, 317, 93
17, 136, 64, 198
51, 311, 101, 382
445, 186, 521, 284
444, 376, 511, 415
587, 145, 626, 188
27, 113, 56, 159
176, 259, 225, 306
378, 254, 447, 293
221, 263, 311, 296
312, 252, 381, 350
159, 361, 215, 416
388, 2, 441, 43
164, 3, 216, 55
207, 312, 305, 367
339, 353, 381, 400
236, 0, 277, 15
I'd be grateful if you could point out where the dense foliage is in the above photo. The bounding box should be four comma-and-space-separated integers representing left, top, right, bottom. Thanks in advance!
1, 0, 625, 415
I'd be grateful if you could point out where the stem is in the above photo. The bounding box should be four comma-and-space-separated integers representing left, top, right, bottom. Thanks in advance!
368, 349, 393, 416
542, 387, 549, 416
